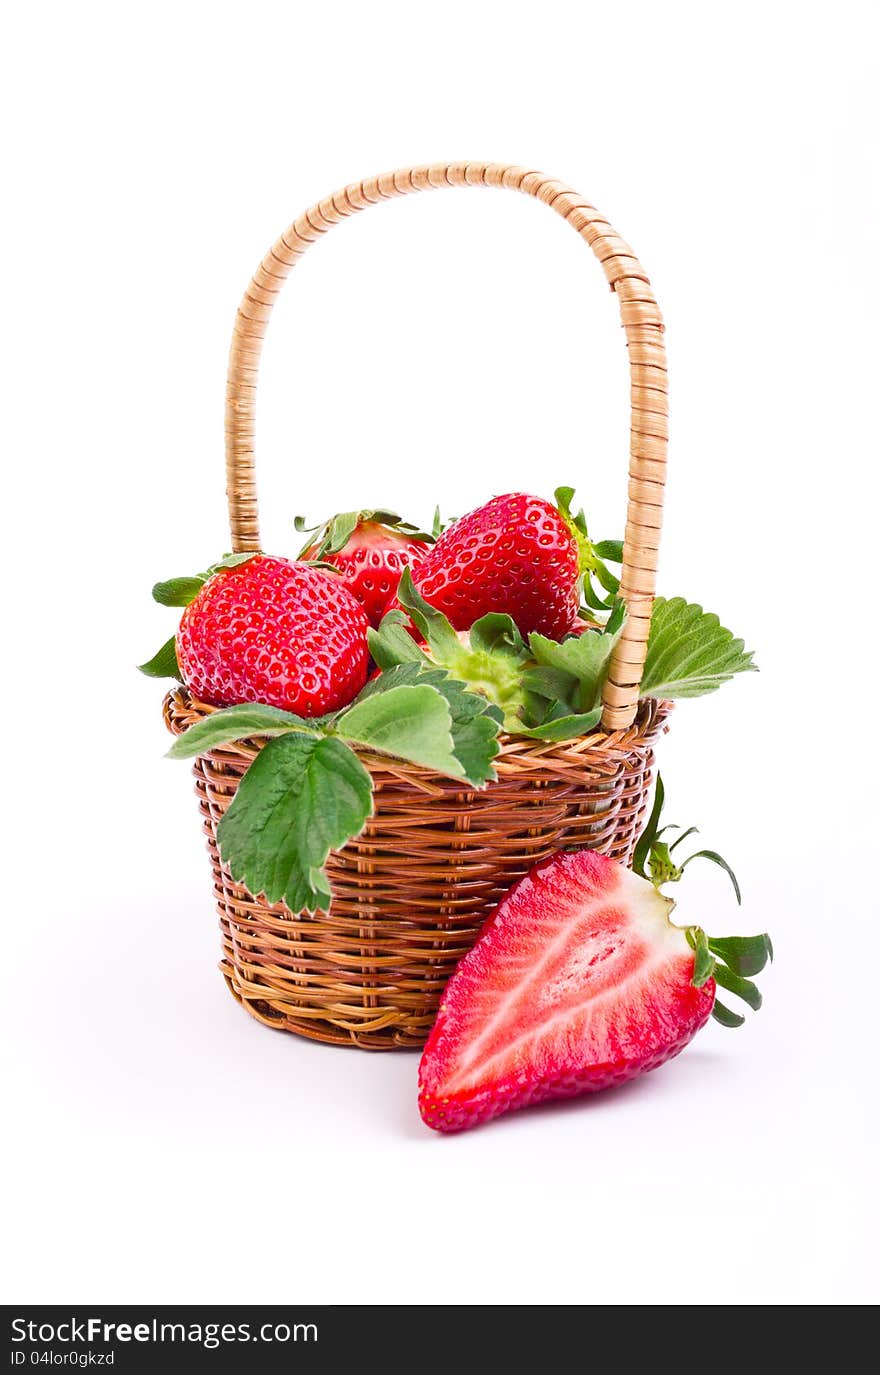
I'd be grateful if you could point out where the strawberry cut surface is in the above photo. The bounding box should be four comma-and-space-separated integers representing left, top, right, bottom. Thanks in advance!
419, 849, 714, 1133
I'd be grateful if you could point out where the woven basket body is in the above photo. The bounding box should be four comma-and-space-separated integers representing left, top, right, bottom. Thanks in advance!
166, 691, 668, 1047
171, 161, 670, 1049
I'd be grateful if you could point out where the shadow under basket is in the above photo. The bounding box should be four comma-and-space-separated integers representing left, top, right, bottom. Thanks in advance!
164, 688, 669, 1049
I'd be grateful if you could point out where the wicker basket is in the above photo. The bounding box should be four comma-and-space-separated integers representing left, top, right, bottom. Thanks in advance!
165, 161, 670, 1049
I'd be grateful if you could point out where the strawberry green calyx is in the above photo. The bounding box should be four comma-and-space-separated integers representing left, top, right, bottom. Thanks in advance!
686, 927, 773, 1026
554, 486, 623, 612
444, 642, 527, 731
632, 775, 772, 1027
644, 837, 684, 888
431, 505, 452, 538
632, 775, 742, 902
139, 551, 260, 680
396, 569, 530, 729
294, 509, 435, 560
386, 570, 626, 740
295, 511, 433, 628
138, 635, 181, 679
151, 550, 259, 608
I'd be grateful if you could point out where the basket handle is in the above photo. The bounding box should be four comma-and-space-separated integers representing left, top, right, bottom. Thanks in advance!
225, 162, 667, 731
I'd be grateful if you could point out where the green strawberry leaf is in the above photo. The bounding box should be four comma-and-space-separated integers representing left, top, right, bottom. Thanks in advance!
166, 703, 321, 759
439, 708, 501, 783
520, 665, 578, 709
712, 963, 762, 1011
204, 551, 260, 575
296, 510, 435, 559
707, 933, 773, 978
354, 663, 500, 784
152, 576, 206, 607
681, 848, 742, 905
582, 578, 613, 612
592, 559, 620, 596
349, 663, 475, 709
632, 774, 666, 879
711, 999, 746, 1029
324, 510, 361, 555
635, 781, 771, 1021
360, 509, 436, 541
593, 539, 624, 562
293, 514, 321, 549
396, 571, 532, 729
688, 927, 717, 988
691, 927, 768, 1023
396, 567, 462, 660
468, 614, 526, 658
150, 551, 257, 616
368, 610, 429, 669
393, 569, 616, 742
513, 707, 603, 741
668, 825, 699, 852
335, 684, 465, 779
554, 487, 623, 610
138, 635, 182, 680
527, 605, 625, 714
640, 597, 757, 700
554, 485, 589, 540
216, 734, 373, 915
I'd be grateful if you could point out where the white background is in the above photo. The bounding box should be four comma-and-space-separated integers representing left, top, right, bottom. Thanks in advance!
3, 0, 878, 1306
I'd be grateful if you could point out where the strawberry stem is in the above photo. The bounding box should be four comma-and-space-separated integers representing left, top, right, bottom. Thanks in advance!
689, 927, 716, 987
634, 775, 742, 903
396, 569, 530, 729
635, 777, 772, 1026
294, 509, 437, 560
681, 849, 742, 905
554, 485, 623, 611
711, 1001, 746, 1028
685, 926, 771, 1023
707, 933, 774, 977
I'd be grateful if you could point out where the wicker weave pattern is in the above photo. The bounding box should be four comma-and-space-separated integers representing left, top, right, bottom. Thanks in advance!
224, 161, 668, 731
165, 689, 668, 1048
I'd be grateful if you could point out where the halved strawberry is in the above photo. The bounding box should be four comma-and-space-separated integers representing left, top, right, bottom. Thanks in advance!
419, 821, 771, 1133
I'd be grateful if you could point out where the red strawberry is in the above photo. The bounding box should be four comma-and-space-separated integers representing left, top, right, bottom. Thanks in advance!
299, 510, 432, 628
419, 848, 769, 1133
176, 555, 369, 717
411, 492, 581, 639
